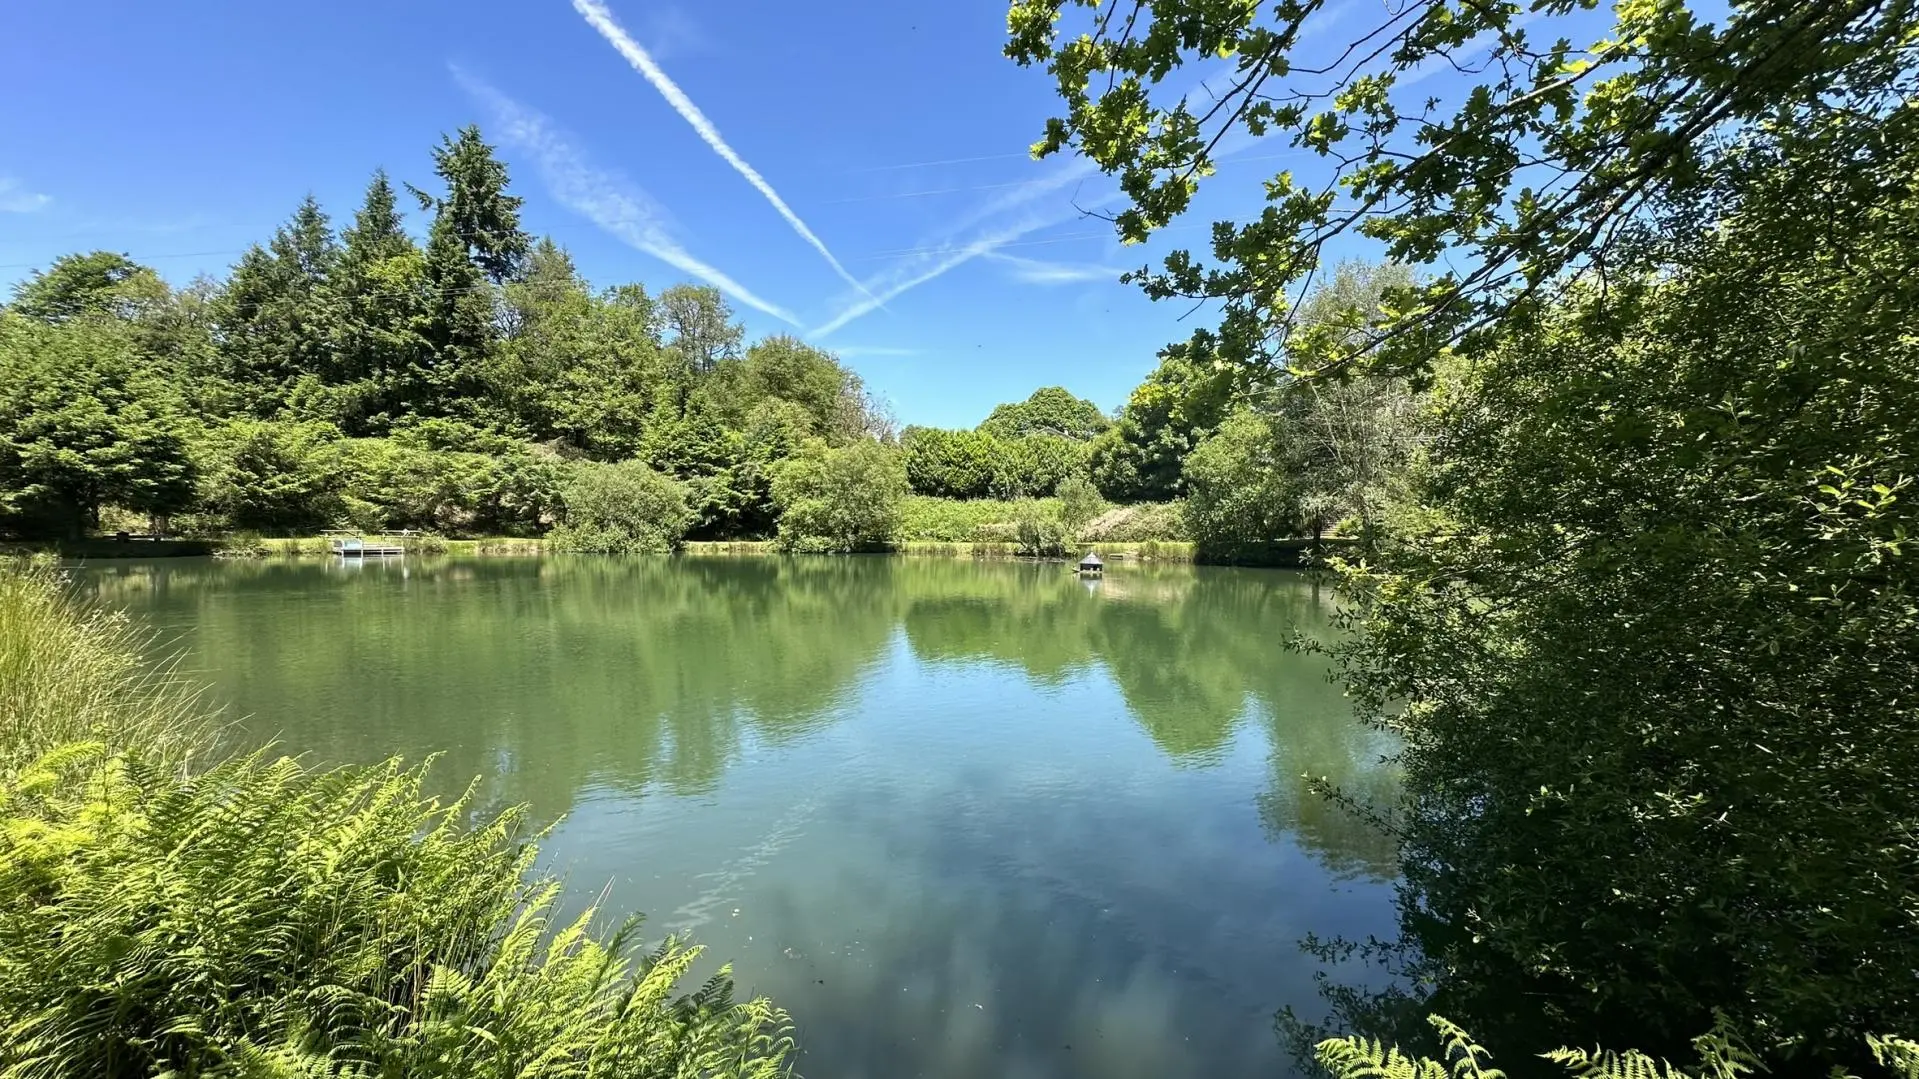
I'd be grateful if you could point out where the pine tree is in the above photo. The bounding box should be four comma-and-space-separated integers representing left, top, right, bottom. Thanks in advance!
402, 127, 531, 424
419, 212, 493, 419
331, 170, 431, 433
211, 195, 340, 418
339, 169, 410, 263
424, 125, 528, 285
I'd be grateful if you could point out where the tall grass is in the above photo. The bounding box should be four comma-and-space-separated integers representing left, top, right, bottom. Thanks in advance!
0, 557, 206, 770
0, 560, 794, 1078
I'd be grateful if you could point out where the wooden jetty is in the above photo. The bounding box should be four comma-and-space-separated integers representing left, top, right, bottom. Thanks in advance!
324, 529, 415, 558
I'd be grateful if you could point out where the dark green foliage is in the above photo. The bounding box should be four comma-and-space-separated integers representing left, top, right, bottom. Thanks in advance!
1085, 344, 1233, 501
211, 197, 340, 418
903, 427, 1001, 498
978, 386, 1109, 441
334, 436, 562, 535
772, 440, 907, 553
1312, 114, 1919, 1070
549, 460, 695, 554
193, 419, 344, 533
7, 251, 169, 324
420, 125, 529, 285
0, 314, 195, 537
330, 171, 432, 434
902, 426, 1090, 499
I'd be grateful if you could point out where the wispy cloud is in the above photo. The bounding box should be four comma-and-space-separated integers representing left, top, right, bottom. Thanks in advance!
811, 211, 1070, 337
0, 178, 50, 214
830, 345, 920, 358
570, 0, 873, 302
985, 251, 1127, 286
637, 5, 709, 60
810, 159, 1111, 337
455, 69, 798, 325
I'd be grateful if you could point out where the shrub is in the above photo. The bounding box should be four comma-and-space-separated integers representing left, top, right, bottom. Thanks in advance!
772, 440, 906, 553
1012, 500, 1069, 558
897, 496, 1057, 542
904, 427, 1090, 499
1181, 409, 1300, 560
334, 439, 565, 536
1055, 473, 1103, 541
193, 418, 345, 533
548, 460, 694, 554
902, 427, 999, 498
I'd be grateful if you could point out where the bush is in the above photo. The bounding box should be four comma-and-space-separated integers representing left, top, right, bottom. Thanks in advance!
902, 427, 999, 498
548, 460, 694, 554
193, 418, 345, 533
1012, 500, 1069, 558
1182, 409, 1300, 560
1055, 473, 1103, 541
335, 439, 564, 536
903, 428, 1089, 499
772, 440, 906, 553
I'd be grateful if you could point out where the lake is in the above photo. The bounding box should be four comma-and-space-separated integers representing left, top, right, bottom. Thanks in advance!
77, 555, 1400, 1079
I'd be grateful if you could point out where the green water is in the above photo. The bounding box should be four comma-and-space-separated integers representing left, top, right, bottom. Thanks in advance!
79, 555, 1400, 1079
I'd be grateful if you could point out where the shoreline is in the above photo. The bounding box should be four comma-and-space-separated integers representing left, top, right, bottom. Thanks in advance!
11, 535, 1344, 568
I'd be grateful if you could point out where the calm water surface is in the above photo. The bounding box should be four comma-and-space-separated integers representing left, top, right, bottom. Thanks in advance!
79, 555, 1400, 1079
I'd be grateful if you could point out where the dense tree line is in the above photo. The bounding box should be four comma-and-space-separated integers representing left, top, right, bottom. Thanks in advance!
0, 127, 896, 550
0, 125, 1399, 557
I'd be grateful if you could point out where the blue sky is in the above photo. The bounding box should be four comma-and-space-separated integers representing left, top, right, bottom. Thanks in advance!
0, 0, 1417, 427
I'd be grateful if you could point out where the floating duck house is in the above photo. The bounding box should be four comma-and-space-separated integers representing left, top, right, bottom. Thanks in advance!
1077, 552, 1104, 576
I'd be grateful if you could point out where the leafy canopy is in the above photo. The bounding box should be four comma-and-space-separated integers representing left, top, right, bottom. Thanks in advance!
1006, 0, 1919, 375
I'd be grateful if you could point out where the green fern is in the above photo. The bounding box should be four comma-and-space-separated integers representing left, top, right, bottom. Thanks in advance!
1871, 1036, 1919, 1079
1319, 1017, 1906, 1079
0, 746, 793, 1078
1317, 1016, 1502, 1079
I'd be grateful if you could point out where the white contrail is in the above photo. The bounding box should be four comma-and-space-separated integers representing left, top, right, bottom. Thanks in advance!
984, 251, 1127, 285
831, 345, 921, 358
456, 70, 800, 325
571, 0, 877, 304
809, 217, 1056, 338
809, 161, 1115, 337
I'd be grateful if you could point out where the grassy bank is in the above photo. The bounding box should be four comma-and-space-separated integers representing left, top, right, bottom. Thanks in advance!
0, 560, 793, 1078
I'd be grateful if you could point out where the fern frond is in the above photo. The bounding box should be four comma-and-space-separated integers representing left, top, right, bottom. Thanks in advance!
1545, 1046, 1693, 1079
1870, 1036, 1919, 1079
1317, 1033, 1451, 1079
